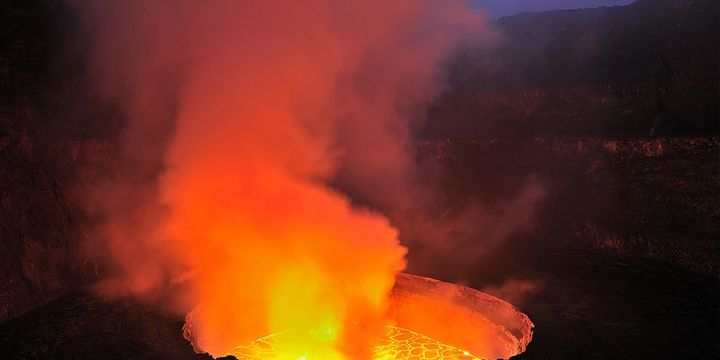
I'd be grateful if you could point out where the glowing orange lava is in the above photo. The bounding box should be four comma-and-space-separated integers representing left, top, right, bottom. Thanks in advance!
225, 326, 481, 360
185, 273, 534, 360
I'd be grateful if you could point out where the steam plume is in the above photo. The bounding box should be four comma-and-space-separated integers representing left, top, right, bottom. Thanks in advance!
75, 0, 493, 357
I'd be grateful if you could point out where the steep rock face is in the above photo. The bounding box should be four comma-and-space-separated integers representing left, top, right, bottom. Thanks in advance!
460, 0, 719, 90
0, 132, 115, 324
0, 0, 79, 323
436, 0, 719, 136
418, 137, 720, 274
427, 81, 662, 136
0, 135, 74, 322
427, 77, 717, 136
0, 0, 118, 323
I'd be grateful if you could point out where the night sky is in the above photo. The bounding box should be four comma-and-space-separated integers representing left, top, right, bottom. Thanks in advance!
469, 0, 637, 19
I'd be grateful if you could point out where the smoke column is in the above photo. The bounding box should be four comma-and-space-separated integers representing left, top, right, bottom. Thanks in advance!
75, 0, 492, 358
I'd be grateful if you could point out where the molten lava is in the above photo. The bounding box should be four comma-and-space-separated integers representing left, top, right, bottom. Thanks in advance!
224, 326, 481, 360
185, 273, 534, 359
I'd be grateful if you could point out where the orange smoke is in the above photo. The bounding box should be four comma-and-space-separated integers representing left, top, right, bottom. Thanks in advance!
77, 1, 490, 358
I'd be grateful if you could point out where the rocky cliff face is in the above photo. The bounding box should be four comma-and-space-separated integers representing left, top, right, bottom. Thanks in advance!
438, 0, 719, 136
0, 0, 110, 324
427, 76, 717, 136
418, 136, 720, 274
0, 134, 74, 322
0, 131, 115, 323
427, 81, 659, 136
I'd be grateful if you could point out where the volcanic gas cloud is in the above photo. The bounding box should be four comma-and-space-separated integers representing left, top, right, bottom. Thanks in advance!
77, 1, 492, 358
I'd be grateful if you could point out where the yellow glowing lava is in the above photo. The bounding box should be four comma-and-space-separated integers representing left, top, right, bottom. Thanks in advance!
224, 325, 481, 360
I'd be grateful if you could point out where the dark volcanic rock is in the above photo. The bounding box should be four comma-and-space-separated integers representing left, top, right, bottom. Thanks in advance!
418, 137, 720, 275
432, 0, 720, 136
0, 292, 211, 360
0, 135, 76, 323
495, 249, 719, 359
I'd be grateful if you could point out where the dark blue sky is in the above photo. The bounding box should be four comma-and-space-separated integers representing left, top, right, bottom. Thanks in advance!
469, 0, 637, 19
